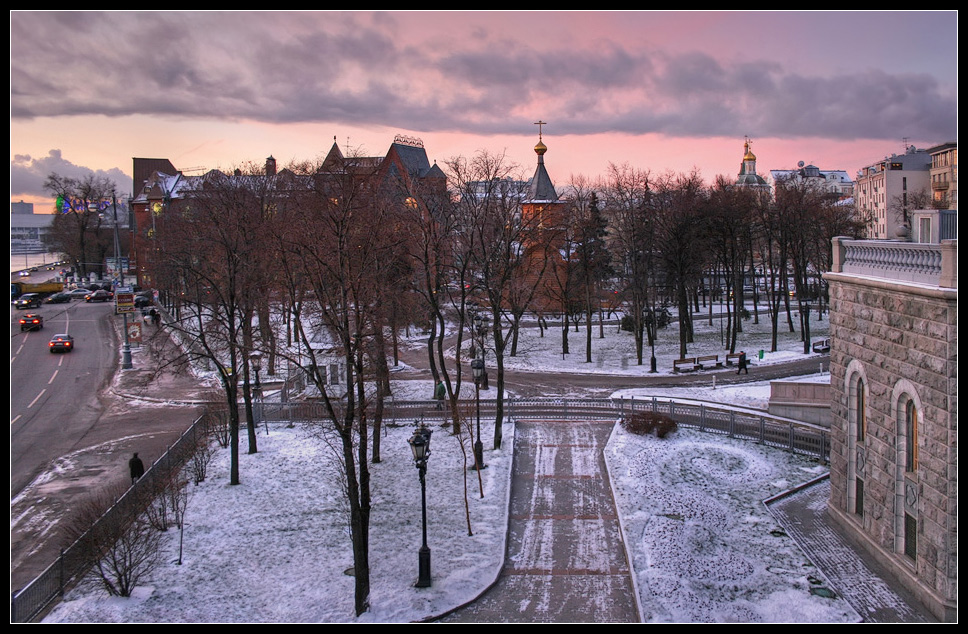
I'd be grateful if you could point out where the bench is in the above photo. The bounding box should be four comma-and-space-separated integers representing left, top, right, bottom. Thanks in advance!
673, 357, 698, 373
696, 354, 723, 370
725, 352, 743, 366
812, 338, 831, 353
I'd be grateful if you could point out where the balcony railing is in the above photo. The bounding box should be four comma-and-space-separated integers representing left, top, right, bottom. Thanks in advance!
830, 237, 957, 288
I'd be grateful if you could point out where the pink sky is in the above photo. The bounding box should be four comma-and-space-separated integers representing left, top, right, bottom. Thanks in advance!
10, 11, 957, 210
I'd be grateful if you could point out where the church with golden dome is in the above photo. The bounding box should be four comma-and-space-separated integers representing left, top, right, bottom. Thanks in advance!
735, 137, 770, 191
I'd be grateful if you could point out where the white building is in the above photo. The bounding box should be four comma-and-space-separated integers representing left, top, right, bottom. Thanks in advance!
854, 146, 932, 239
769, 163, 854, 201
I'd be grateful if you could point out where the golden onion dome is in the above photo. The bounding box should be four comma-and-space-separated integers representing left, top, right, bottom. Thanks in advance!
535, 139, 547, 155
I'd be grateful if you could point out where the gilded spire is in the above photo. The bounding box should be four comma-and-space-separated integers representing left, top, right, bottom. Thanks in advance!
534, 120, 548, 155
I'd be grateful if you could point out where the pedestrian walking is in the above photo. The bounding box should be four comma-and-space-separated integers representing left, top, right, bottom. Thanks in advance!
129, 452, 145, 484
737, 351, 749, 375
434, 380, 446, 410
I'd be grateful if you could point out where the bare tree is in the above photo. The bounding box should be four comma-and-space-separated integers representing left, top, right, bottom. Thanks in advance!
448, 150, 547, 450
156, 166, 276, 484
601, 163, 655, 366
271, 151, 405, 616
43, 173, 119, 278
63, 482, 163, 598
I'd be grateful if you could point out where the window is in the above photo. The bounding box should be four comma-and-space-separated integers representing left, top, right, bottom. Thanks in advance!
919, 217, 931, 243
855, 478, 864, 517
904, 513, 917, 560
905, 400, 918, 472
856, 379, 867, 441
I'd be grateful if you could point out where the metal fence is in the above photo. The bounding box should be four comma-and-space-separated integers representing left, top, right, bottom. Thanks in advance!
11, 412, 214, 624
13, 397, 828, 622
256, 395, 830, 462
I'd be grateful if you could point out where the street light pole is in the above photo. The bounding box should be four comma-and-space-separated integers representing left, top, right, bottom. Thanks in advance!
802, 299, 813, 355
408, 424, 433, 588
471, 313, 487, 470
110, 192, 132, 369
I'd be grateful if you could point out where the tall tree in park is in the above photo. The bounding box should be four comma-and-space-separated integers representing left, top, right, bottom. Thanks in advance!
600, 163, 654, 365
448, 150, 548, 449
572, 190, 613, 363
705, 176, 758, 352
156, 167, 273, 484
43, 173, 119, 278
271, 153, 401, 616
652, 171, 709, 359
401, 168, 475, 436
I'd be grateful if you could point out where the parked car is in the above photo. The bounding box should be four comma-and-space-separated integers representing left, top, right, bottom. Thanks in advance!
46, 292, 72, 304
85, 289, 114, 302
14, 293, 42, 309
48, 333, 75, 353
19, 313, 44, 331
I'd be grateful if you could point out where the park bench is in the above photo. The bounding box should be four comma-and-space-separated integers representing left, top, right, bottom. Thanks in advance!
725, 352, 743, 366
812, 338, 831, 353
696, 354, 723, 370
673, 357, 699, 373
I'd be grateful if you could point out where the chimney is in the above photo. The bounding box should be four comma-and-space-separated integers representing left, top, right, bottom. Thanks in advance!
266, 156, 277, 176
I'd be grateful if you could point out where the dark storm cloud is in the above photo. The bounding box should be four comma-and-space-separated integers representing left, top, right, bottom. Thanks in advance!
10, 12, 956, 143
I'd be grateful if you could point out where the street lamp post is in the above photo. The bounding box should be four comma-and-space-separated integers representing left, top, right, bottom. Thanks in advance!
408, 424, 433, 588
471, 313, 488, 470
250, 352, 263, 394
106, 192, 133, 370
802, 299, 813, 355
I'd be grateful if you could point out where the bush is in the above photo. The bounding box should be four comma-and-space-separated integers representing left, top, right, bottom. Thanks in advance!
63, 482, 163, 597
620, 411, 678, 438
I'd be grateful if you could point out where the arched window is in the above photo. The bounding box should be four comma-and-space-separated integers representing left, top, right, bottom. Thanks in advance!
892, 381, 922, 563
845, 362, 868, 520
904, 399, 919, 472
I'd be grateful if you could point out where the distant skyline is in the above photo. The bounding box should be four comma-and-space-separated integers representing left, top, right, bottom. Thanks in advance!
11, 11, 957, 211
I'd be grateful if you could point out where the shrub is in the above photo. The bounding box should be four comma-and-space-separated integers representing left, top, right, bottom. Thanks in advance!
620, 411, 678, 438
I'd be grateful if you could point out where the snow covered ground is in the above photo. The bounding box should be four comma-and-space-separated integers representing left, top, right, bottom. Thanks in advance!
43, 305, 861, 623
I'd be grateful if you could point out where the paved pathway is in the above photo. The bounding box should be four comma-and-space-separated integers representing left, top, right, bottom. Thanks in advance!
439, 420, 639, 622
767, 479, 934, 623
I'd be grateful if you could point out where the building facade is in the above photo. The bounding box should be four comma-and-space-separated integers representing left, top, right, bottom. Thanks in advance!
769, 164, 854, 201
927, 142, 957, 211
825, 236, 957, 621
854, 146, 933, 239
129, 137, 446, 289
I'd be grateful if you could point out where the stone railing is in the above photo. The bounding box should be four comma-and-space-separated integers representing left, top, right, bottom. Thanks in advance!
831, 237, 957, 288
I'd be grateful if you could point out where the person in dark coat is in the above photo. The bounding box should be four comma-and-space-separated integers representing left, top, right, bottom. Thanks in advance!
129, 452, 145, 483
737, 351, 749, 375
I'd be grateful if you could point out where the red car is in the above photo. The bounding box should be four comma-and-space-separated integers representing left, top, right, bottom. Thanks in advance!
49, 334, 75, 353
85, 290, 114, 302
19, 314, 44, 331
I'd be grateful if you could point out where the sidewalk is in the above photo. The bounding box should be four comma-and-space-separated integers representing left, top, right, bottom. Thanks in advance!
767, 478, 935, 623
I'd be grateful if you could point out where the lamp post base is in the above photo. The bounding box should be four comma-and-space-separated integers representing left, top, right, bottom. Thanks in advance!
472, 439, 486, 470
416, 545, 432, 588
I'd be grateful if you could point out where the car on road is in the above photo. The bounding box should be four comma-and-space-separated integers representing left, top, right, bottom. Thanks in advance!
45, 292, 72, 304
14, 293, 43, 309
68, 288, 93, 300
85, 289, 114, 302
134, 294, 153, 308
48, 333, 74, 353
19, 314, 44, 331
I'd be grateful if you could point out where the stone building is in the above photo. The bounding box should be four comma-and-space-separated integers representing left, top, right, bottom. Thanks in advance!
825, 236, 957, 621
